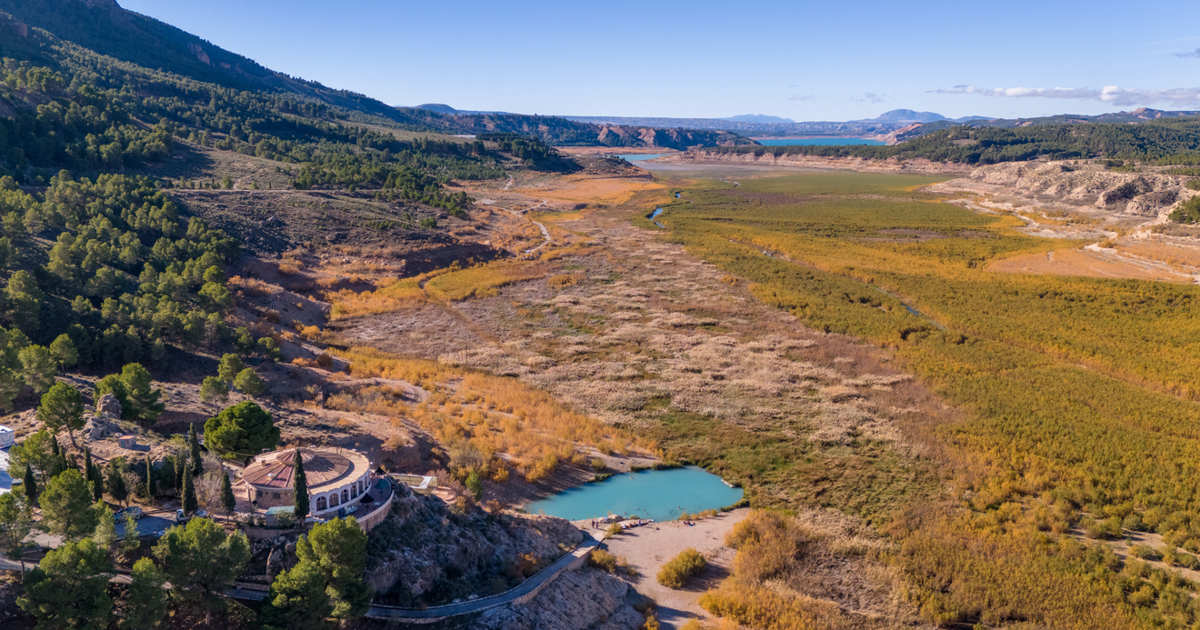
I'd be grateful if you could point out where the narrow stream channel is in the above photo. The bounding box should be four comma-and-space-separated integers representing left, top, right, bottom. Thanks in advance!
647, 207, 665, 228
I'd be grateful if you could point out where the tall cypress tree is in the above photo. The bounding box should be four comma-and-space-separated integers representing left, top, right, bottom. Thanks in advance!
220, 469, 236, 515
187, 423, 203, 477
49, 438, 67, 477
22, 465, 37, 506
90, 462, 103, 501
292, 449, 309, 521
105, 460, 127, 506
181, 469, 197, 515
83, 447, 102, 500
173, 454, 185, 493
144, 455, 154, 499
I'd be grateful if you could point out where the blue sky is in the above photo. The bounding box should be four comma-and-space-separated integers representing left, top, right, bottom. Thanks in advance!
120, 0, 1200, 120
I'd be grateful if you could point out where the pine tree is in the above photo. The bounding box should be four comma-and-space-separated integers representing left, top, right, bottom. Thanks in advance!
292, 449, 309, 521
22, 465, 37, 506
119, 363, 163, 425
122, 558, 167, 630
181, 469, 197, 515
220, 468, 236, 515
37, 383, 85, 449
188, 423, 203, 477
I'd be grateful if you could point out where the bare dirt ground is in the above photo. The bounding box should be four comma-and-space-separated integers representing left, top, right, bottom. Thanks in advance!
989, 246, 1199, 283
600, 509, 748, 629
927, 161, 1200, 284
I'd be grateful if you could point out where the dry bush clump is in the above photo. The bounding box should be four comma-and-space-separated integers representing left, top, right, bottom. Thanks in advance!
657, 548, 707, 588
699, 510, 896, 630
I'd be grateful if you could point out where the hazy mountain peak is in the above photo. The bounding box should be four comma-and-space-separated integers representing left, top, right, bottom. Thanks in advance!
867, 109, 948, 123
417, 103, 459, 114
725, 113, 795, 124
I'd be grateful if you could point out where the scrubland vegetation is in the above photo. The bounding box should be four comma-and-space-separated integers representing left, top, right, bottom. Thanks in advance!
660, 172, 1200, 628
327, 347, 646, 483
699, 512, 872, 630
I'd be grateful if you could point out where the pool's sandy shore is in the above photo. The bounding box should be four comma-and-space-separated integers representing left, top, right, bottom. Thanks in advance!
597, 508, 749, 629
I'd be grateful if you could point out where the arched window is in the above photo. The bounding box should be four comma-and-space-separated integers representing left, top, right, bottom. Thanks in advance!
330, 493, 340, 507
316, 496, 327, 511
342, 489, 349, 503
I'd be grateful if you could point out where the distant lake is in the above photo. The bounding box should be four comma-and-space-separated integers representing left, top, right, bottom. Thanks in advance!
755, 137, 886, 146
524, 466, 743, 522
618, 153, 670, 162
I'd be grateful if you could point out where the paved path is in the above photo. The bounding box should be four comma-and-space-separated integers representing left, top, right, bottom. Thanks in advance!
232, 534, 598, 620
1, 534, 598, 622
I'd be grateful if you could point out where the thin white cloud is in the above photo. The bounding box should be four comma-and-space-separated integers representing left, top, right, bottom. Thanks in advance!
858, 91, 886, 104
1176, 48, 1200, 58
930, 84, 1200, 107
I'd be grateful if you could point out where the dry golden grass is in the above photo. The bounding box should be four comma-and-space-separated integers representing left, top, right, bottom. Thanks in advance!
327, 276, 429, 319
424, 259, 549, 301
512, 175, 664, 206
327, 347, 649, 481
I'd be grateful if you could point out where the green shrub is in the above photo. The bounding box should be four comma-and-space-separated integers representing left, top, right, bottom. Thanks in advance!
656, 548, 706, 588
588, 549, 619, 573
1129, 544, 1161, 561
1169, 196, 1200, 223
1084, 517, 1122, 540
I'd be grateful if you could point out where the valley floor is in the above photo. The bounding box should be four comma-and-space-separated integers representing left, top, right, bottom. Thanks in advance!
324, 169, 954, 628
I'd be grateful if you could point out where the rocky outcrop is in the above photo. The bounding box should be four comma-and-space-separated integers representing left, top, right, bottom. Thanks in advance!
470, 567, 645, 630
83, 394, 124, 440
964, 161, 1191, 217
96, 393, 121, 419
365, 487, 582, 607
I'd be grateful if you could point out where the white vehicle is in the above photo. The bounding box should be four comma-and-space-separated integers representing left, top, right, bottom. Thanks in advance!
0, 426, 13, 449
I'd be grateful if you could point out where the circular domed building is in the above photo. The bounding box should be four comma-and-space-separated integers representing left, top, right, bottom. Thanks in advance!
240, 447, 373, 516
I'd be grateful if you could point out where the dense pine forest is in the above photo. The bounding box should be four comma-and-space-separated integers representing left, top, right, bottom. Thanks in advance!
715, 116, 1200, 164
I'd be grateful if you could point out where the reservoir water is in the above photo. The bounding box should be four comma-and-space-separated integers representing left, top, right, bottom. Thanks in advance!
524, 466, 743, 522
755, 137, 885, 146
618, 153, 670, 162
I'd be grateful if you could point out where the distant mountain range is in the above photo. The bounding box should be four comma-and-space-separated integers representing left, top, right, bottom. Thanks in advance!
552, 107, 1200, 142
555, 109, 999, 138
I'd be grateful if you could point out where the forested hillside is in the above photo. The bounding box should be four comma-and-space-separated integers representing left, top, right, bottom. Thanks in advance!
0, 0, 746, 151
716, 116, 1200, 165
